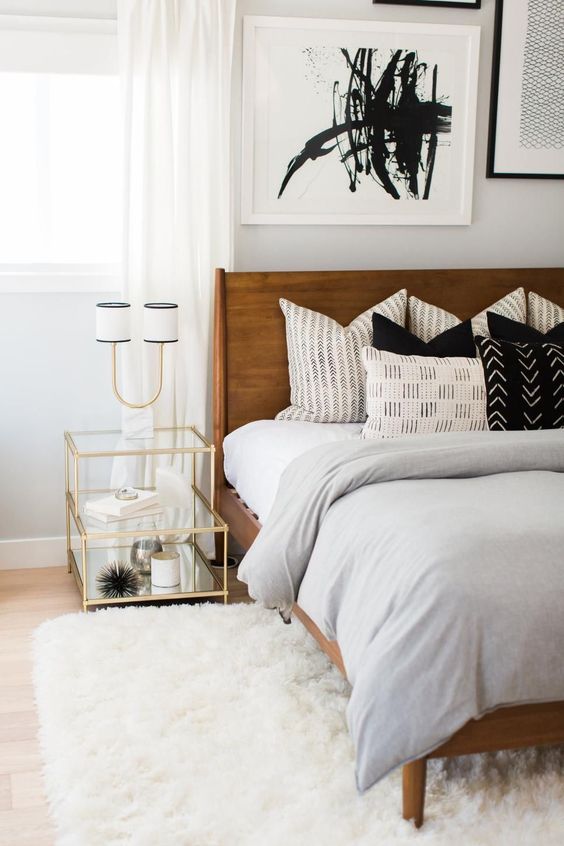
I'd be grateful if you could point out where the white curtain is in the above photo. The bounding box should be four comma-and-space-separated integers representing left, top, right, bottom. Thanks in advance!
116, 0, 237, 437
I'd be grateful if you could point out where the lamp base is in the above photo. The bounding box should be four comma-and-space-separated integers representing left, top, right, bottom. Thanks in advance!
122, 405, 154, 439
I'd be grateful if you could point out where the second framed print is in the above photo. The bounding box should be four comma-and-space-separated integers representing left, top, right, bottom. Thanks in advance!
242, 17, 480, 225
487, 0, 564, 179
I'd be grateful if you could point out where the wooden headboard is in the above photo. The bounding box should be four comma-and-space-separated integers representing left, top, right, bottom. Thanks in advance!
213, 266, 564, 496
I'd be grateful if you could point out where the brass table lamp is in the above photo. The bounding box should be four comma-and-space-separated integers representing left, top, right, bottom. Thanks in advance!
96, 301, 178, 409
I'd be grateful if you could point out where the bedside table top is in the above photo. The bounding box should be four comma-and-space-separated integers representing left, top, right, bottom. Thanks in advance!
65, 426, 212, 457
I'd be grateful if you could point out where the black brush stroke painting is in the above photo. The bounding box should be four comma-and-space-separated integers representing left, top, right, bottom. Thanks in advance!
278, 48, 452, 202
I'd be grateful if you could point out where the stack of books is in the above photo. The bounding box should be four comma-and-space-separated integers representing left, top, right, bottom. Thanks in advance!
83, 490, 162, 525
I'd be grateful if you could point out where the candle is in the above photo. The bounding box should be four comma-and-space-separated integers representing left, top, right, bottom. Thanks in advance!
151, 550, 180, 587
96, 302, 131, 343
151, 584, 178, 595
143, 303, 179, 343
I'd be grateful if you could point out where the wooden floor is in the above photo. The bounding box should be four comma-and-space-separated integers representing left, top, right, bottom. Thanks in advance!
0, 564, 249, 845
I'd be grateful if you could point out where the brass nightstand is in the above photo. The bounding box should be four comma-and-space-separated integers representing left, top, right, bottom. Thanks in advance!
64, 427, 228, 611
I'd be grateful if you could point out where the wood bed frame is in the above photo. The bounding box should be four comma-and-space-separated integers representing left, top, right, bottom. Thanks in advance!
213, 266, 564, 826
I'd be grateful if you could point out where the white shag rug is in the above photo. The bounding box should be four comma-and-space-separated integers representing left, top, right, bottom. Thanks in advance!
33, 603, 564, 846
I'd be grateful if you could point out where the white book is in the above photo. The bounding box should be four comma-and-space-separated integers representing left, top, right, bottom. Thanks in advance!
84, 503, 163, 525
84, 489, 160, 518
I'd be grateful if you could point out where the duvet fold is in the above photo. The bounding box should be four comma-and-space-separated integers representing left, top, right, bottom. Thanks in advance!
238, 430, 564, 790
239, 430, 564, 615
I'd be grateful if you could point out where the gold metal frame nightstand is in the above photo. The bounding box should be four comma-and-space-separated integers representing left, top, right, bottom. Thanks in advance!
64, 427, 228, 611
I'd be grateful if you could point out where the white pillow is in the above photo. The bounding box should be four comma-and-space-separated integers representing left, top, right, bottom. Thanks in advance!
409, 288, 526, 341
361, 347, 487, 439
528, 292, 564, 333
276, 291, 407, 423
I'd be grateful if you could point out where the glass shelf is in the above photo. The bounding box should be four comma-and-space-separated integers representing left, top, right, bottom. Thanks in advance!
66, 426, 212, 457
68, 486, 224, 538
69, 541, 224, 606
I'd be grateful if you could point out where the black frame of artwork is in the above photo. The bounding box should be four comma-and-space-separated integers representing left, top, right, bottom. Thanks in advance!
372, 1, 480, 8
487, 0, 564, 180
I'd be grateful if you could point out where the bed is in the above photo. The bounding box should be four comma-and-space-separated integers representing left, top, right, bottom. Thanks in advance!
212, 266, 564, 826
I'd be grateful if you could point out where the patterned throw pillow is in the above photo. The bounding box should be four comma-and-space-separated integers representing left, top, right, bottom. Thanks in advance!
276, 291, 407, 423
409, 289, 526, 341
372, 312, 476, 358
528, 292, 564, 334
476, 336, 564, 431
361, 347, 487, 439
487, 311, 564, 343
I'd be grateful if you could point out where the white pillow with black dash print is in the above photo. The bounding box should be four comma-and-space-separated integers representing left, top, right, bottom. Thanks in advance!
409, 288, 526, 342
528, 292, 564, 334
276, 291, 407, 424
361, 347, 487, 439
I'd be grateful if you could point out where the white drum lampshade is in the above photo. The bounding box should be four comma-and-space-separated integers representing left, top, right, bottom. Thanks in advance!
96, 302, 131, 343
144, 303, 179, 343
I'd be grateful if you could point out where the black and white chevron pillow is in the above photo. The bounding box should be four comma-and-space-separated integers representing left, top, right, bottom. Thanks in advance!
476, 337, 564, 431
276, 291, 407, 423
409, 289, 526, 342
528, 292, 564, 334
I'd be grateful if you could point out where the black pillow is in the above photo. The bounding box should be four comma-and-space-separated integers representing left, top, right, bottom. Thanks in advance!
487, 311, 564, 343
476, 336, 564, 431
372, 312, 476, 358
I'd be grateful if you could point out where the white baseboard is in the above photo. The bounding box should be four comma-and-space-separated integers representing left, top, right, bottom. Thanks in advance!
0, 536, 67, 570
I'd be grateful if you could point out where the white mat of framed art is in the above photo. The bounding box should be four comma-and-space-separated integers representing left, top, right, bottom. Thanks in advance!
241, 16, 480, 226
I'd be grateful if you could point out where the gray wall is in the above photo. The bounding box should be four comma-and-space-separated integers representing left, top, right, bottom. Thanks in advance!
0, 293, 120, 543
233, 0, 564, 271
1, 0, 563, 554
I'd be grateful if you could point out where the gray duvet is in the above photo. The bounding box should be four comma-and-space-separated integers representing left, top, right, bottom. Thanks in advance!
238, 430, 564, 791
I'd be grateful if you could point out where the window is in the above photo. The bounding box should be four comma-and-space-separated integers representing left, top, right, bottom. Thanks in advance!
0, 16, 121, 292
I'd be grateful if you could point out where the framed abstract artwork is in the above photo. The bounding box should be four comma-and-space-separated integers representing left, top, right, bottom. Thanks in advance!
372, 1, 480, 8
242, 17, 480, 225
487, 0, 564, 179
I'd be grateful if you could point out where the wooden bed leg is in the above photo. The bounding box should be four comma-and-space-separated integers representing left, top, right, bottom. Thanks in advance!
402, 758, 427, 828
214, 532, 225, 565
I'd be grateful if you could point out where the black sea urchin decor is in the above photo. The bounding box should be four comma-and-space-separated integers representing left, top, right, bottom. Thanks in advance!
96, 560, 141, 598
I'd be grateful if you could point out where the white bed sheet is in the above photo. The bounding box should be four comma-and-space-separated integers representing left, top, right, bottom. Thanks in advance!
223, 420, 362, 523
